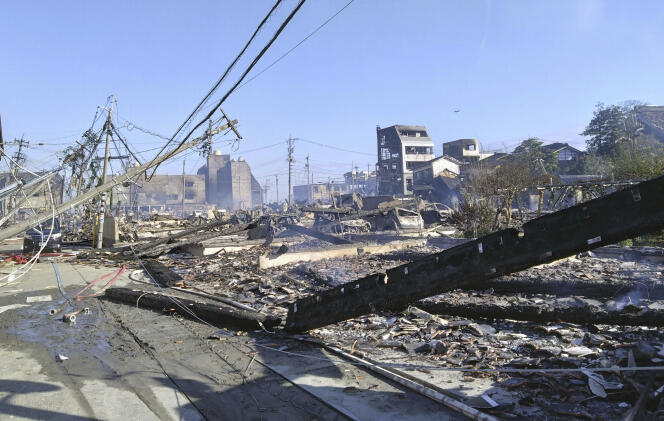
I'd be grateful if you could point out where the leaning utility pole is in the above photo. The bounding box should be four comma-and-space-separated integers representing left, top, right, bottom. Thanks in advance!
263, 177, 270, 205
287, 136, 296, 205
96, 103, 113, 249
7, 137, 28, 220
0, 118, 240, 242
305, 154, 310, 203
181, 160, 186, 218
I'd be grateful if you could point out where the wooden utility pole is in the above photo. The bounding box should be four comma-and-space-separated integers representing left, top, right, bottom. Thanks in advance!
97, 103, 113, 249
275, 174, 279, 203
287, 136, 296, 205
263, 177, 270, 205
0, 118, 240, 242
305, 154, 310, 203
351, 161, 355, 194
181, 160, 186, 218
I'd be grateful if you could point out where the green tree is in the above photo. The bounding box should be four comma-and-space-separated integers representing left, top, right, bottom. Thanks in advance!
612, 136, 664, 180
582, 102, 644, 156
512, 137, 557, 175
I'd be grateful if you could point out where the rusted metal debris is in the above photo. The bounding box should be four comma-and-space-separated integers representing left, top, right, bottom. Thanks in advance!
285, 175, 664, 332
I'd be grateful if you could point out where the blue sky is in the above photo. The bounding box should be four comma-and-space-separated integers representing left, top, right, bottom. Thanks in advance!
1, 0, 663, 201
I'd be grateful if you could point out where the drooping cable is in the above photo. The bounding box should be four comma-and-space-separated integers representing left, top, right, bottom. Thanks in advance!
148, 0, 285, 176
147, 0, 307, 180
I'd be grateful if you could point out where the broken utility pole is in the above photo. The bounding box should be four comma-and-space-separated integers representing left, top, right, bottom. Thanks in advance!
285, 175, 664, 332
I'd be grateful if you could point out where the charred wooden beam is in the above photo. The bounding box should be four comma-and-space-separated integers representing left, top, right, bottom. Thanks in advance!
473, 278, 664, 300
104, 287, 281, 329
417, 298, 664, 327
134, 219, 226, 252
136, 221, 256, 257
285, 175, 664, 332
142, 259, 183, 287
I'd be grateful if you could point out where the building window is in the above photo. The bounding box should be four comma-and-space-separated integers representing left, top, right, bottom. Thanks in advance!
167, 194, 178, 200
406, 161, 421, 170
185, 181, 194, 187
185, 193, 195, 200
405, 146, 433, 155
558, 149, 576, 161
380, 148, 391, 160
399, 130, 428, 137
313, 186, 319, 193
406, 178, 413, 191
466, 144, 476, 151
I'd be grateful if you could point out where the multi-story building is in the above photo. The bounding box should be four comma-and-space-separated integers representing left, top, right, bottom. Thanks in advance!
376, 125, 435, 195
197, 151, 262, 210
128, 174, 207, 214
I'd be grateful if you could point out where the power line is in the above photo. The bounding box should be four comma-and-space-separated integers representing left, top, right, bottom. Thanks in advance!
228, 140, 284, 155
167, 0, 284, 145
148, 0, 306, 179
237, 0, 356, 91
298, 138, 374, 156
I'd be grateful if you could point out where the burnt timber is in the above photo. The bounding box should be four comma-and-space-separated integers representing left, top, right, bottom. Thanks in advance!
285, 175, 664, 332
104, 287, 281, 330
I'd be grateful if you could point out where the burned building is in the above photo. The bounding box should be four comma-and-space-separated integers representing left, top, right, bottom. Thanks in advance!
376, 125, 434, 195
0, 171, 65, 216
197, 150, 262, 210
128, 174, 207, 214
412, 155, 462, 206
293, 182, 347, 204
441, 138, 494, 163
343, 170, 377, 196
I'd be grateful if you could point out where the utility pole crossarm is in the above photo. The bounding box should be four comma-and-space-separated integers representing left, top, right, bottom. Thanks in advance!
220, 109, 242, 140
0, 119, 238, 241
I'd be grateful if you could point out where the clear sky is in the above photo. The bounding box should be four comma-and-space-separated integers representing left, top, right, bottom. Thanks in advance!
1, 0, 663, 201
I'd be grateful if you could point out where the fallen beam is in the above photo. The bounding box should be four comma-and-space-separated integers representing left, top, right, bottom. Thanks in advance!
417, 297, 664, 327
142, 259, 183, 287
258, 239, 426, 269
180, 238, 280, 257
136, 221, 256, 257
282, 223, 355, 245
473, 277, 664, 300
133, 219, 226, 253
285, 175, 664, 332
104, 287, 281, 329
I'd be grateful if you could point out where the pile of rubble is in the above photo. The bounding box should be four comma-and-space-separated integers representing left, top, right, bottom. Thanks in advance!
75, 178, 664, 419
